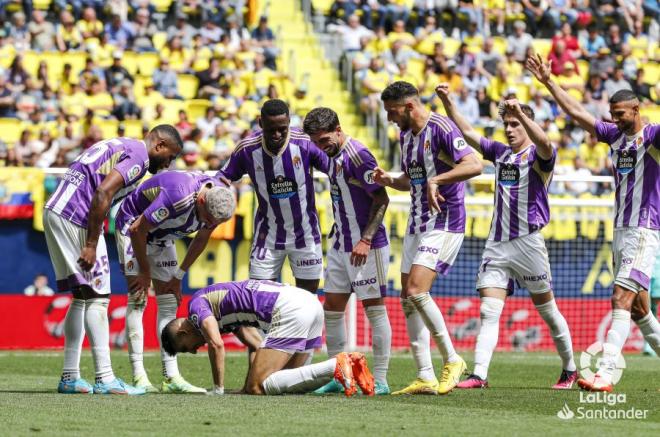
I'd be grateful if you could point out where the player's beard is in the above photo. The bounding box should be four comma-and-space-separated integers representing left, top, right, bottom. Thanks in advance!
148, 157, 166, 174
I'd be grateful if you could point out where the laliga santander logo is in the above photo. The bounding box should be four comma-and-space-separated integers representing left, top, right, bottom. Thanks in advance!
556, 403, 575, 420
579, 341, 626, 384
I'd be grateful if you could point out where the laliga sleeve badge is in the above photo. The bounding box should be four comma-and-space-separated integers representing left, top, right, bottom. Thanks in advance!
151, 207, 170, 222
127, 164, 142, 181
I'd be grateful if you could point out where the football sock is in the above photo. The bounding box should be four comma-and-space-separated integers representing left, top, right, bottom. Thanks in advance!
157, 294, 180, 378
365, 305, 391, 384
61, 298, 85, 382
599, 309, 631, 384
324, 310, 346, 358
636, 311, 660, 356
126, 294, 146, 378
85, 298, 114, 384
473, 297, 505, 380
535, 300, 576, 372
262, 358, 336, 395
401, 298, 435, 380
409, 293, 459, 364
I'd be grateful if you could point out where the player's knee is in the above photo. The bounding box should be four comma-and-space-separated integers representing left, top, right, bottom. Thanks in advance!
630, 301, 649, 321
245, 381, 266, 395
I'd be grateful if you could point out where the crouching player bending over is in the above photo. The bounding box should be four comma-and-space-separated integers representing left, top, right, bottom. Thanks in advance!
161, 280, 375, 396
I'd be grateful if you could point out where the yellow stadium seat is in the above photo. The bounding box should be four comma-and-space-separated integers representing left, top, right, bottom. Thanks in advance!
121, 119, 144, 138
98, 119, 119, 139
443, 38, 461, 57
34, 0, 51, 10
177, 74, 199, 100
153, 32, 168, 52
162, 99, 185, 123
492, 36, 507, 55
41, 51, 63, 85
640, 106, 660, 122
21, 51, 40, 78
643, 62, 660, 84
185, 99, 212, 121
137, 52, 161, 76
311, 0, 335, 15
152, 0, 173, 13
120, 51, 139, 76
63, 51, 87, 76
0, 118, 23, 144
531, 39, 552, 58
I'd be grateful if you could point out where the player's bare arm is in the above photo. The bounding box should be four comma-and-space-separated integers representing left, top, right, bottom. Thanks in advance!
234, 326, 263, 392
78, 169, 126, 271
373, 166, 411, 191
504, 99, 554, 160
128, 214, 155, 300
351, 187, 389, 267
428, 154, 482, 213
435, 83, 482, 150
201, 316, 226, 393
525, 54, 596, 136
163, 227, 215, 304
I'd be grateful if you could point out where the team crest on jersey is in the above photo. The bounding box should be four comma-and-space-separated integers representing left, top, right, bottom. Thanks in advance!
521, 152, 529, 162
292, 156, 302, 169
498, 163, 520, 186
616, 149, 636, 175
453, 137, 468, 151
151, 207, 170, 222
335, 161, 343, 177
189, 314, 199, 328
423, 139, 431, 154
407, 160, 427, 185
127, 164, 142, 181
268, 175, 298, 199
126, 260, 135, 272
330, 183, 341, 201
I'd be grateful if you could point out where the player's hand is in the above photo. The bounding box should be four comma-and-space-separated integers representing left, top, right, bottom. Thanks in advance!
77, 246, 96, 272
350, 239, 371, 267
525, 53, 552, 84
372, 167, 393, 187
217, 175, 232, 187
434, 83, 451, 100
164, 277, 183, 305
130, 272, 151, 297
427, 180, 446, 214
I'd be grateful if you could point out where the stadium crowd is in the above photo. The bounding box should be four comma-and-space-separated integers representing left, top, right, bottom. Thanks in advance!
0, 0, 316, 172
0, 0, 657, 197
325, 0, 659, 193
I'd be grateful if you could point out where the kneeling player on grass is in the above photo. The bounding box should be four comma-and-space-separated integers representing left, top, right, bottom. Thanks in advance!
303, 107, 392, 395
436, 84, 577, 390
161, 280, 375, 396
116, 171, 236, 393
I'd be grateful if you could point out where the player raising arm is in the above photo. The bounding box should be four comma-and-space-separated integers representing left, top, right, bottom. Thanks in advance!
527, 55, 660, 392
373, 81, 482, 395
115, 171, 237, 393
161, 280, 375, 396
44, 125, 182, 395
437, 83, 577, 390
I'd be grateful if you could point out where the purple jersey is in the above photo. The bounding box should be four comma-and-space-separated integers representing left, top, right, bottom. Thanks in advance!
218, 128, 329, 250
116, 171, 218, 242
477, 139, 555, 241
187, 280, 288, 333
595, 121, 659, 230
45, 137, 149, 228
400, 113, 473, 234
328, 137, 388, 252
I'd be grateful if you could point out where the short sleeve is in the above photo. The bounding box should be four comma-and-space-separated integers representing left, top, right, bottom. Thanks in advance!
187, 296, 214, 331
478, 137, 506, 162
114, 151, 147, 186
437, 120, 474, 163
535, 146, 557, 173
141, 191, 177, 227
217, 148, 246, 182
309, 142, 330, 174
594, 120, 620, 145
354, 148, 381, 194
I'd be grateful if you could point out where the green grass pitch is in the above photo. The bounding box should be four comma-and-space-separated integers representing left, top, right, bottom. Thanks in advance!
0, 351, 658, 436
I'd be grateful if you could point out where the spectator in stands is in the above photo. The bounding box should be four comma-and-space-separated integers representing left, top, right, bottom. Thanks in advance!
558, 62, 585, 97
201, 19, 224, 45
29, 10, 55, 52
579, 131, 610, 176
210, 123, 235, 161
58, 124, 81, 164
382, 39, 419, 72
196, 57, 224, 100
414, 14, 444, 42
105, 51, 134, 94
384, 0, 411, 28
506, 20, 533, 63
455, 87, 480, 125
436, 59, 463, 93
112, 79, 141, 121
41, 87, 60, 121
619, 44, 639, 79
78, 57, 106, 90
548, 41, 579, 76
604, 23, 627, 55
167, 12, 196, 49
152, 58, 181, 99
454, 42, 477, 77
251, 16, 278, 70
329, 0, 360, 24
33, 129, 60, 168
604, 65, 633, 96
225, 15, 250, 51
15, 78, 41, 121
582, 88, 608, 120
197, 107, 221, 140
80, 124, 102, 149
457, 0, 484, 33
23, 273, 54, 297
161, 36, 193, 73
7, 54, 30, 94
107, 0, 129, 21
13, 129, 32, 166
8, 11, 30, 52
589, 47, 616, 78
580, 23, 607, 59
549, 0, 580, 26
476, 38, 501, 77
463, 65, 489, 96
629, 68, 655, 103
387, 19, 415, 46
0, 75, 15, 118
476, 86, 495, 122
175, 109, 193, 139
178, 138, 207, 170
132, 7, 157, 52
105, 13, 134, 49
551, 22, 581, 59
330, 13, 374, 52
425, 42, 447, 74
528, 90, 554, 122
84, 77, 113, 118
360, 57, 390, 111
56, 10, 83, 52
77, 6, 103, 43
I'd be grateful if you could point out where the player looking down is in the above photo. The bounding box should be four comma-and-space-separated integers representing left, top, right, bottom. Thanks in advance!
43, 125, 182, 394
436, 84, 578, 390
161, 279, 375, 396
115, 170, 236, 393
527, 54, 660, 392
